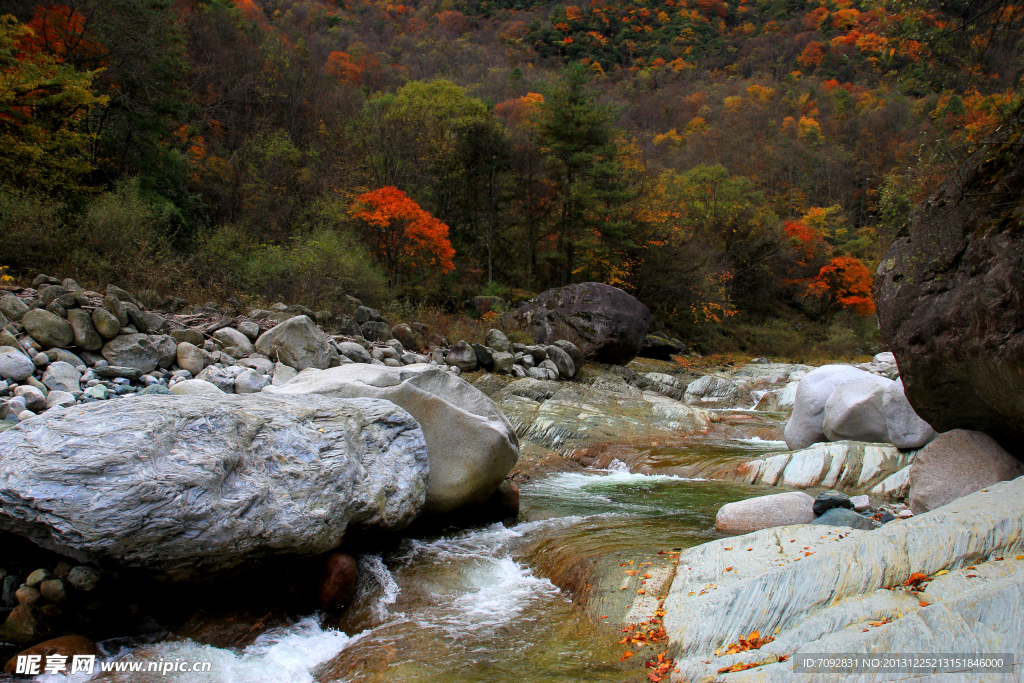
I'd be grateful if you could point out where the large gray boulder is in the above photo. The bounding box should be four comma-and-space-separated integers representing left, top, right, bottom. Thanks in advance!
520, 282, 650, 365
336, 341, 371, 364
445, 340, 478, 373
66, 309, 103, 351
41, 362, 81, 394
254, 316, 334, 370
784, 365, 873, 450
175, 342, 206, 377
553, 339, 583, 377
822, 375, 894, 443
264, 364, 519, 514
212, 327, 254, 358
684, 374, 741, 406
0, 394, 429, 581
714, 491, 816, 534
101, 334, 159, 373
169, 379, 223, 396
0, 348, 34, 382
883, 378, 938, 449
876, 114, 1024, 459
21, 309, 73, 348
485, 328, 511, 353
91, 307, 121, 339
909, 429, 1024, 514
0, 294, 28, 322
544, 345, 575, 379
150, 334, 178, 369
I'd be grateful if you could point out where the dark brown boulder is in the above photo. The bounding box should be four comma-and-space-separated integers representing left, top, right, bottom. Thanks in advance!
876, 109, 1024, 458
520, 282, 650, 365
317, 553, 358, 610
391, 323, 423, 351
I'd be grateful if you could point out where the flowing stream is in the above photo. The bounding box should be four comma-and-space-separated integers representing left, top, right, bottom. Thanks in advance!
42, 433, 787, 683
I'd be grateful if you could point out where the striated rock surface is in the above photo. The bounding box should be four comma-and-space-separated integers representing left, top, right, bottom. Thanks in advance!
0, 394, 429, 581
495, 369, 711, 458
665, 475, 1024, 681
264, 364, 518, 514
724, 441, 918, 498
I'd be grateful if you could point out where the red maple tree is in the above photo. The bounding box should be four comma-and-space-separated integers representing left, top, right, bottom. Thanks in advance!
350, 187, 455, 287
805, 255, 876, 321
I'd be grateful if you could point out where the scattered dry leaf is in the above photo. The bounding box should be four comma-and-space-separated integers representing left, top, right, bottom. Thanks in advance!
905, 572, 929, 587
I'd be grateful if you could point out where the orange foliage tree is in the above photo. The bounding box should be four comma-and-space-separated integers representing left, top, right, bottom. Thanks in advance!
798, 41, 825, 68
805, 255, 875, 322
325, 51, 362, 86
350, 187, 455, 287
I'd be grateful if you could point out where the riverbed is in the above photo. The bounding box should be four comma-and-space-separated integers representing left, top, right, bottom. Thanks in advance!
38, 429, 789, 683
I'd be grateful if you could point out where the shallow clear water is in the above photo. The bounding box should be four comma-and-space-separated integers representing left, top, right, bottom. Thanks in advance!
52, 438, 785, 683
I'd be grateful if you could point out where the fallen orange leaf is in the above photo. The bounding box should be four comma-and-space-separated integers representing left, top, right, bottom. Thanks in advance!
905, 572, 929, 587
638, 589, 646, 594
621, 651, 634, 661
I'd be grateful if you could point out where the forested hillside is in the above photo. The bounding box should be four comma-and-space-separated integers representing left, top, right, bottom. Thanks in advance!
2, 0, 1021, 354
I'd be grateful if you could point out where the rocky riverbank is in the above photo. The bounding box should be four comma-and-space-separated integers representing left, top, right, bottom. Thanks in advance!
2, 268, 1023, 681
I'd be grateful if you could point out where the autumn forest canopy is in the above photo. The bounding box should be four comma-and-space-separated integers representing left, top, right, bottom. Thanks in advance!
1, 0, 1021, 355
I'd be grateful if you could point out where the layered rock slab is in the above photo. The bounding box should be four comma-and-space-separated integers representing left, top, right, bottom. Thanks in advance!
664, 476, 1024, 681
0, 394, 429, 581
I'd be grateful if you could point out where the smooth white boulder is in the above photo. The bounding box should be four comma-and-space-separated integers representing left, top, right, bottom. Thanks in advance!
784, 365, 872, 450
265, 364, 519, 513
822, 375, 893, 443
883, 377, 938, 449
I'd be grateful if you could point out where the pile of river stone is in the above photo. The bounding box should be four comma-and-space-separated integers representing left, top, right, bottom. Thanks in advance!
0, 560, 105, 646
0, 275, 584, 424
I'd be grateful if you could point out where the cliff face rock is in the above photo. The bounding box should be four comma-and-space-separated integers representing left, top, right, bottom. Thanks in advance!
876, 110, 1024, 458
